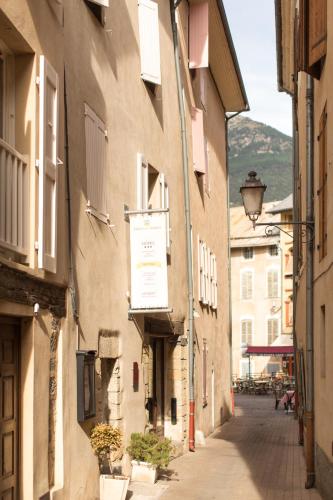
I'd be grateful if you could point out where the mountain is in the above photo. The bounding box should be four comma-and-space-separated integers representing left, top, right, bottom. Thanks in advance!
228, 115, 293, 206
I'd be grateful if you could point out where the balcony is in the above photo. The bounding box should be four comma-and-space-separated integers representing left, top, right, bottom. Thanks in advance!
0, 138, 29, 259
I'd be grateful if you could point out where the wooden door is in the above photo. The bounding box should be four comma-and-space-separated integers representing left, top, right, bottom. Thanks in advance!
0, 321, 19, 500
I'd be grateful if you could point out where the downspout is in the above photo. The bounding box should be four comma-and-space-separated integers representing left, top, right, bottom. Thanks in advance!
170, 0, 195, 451
292, 93, 304, 444
305, 74, 315, 489
226, 110, 243, 414
64, 69, 79, 329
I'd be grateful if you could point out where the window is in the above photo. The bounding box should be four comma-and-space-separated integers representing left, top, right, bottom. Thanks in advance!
85, 0, 108, 24
268, 245, 278, 257
198, 238, 217, 308
267, 269, 279, 298
241, 270, 253, 300
136, 154, 170, 250
84, 104, 108, 224
267, 318, 279, 345
241, 319, 253, 346
318, 105, 327, 260
240, 358, 254, 378
202, 339, 208, 406
0, 50, 15, 145
138, 0, 161, 85
243, 247, 253, 260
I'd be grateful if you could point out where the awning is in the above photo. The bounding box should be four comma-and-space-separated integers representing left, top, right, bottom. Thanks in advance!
246, 346, 294, 357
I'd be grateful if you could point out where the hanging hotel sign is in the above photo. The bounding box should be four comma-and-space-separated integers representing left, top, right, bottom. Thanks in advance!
130, 213, 168, 310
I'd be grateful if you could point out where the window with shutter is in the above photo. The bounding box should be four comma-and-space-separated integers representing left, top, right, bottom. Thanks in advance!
84, 104, 108, 224
136, 153, 148, 210
211, 253, 217, 310
298, 0, 327, 78
159, 173, 170, 251
138, 0, 161, 85
198, 238, 205, 302
202, 339, 208, 406
243, 247, 253, 260
191, 108, 206, 175
241, 270, 253, 300
38, 56, 59, 273
241, 319, 253, 346
318, 105, 327, 260
267, 318, 279, 345
85, 0, 108, 25
267, 269, 279, 298
189, 1, 209, 69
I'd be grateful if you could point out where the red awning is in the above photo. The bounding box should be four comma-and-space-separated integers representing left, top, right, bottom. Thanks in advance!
246, 346, 294, 357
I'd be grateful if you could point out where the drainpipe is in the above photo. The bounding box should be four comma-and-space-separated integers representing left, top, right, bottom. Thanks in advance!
305, 75, 315, 489
292, 93, 304, 444
64, 69, 79, 328
225, 111, 243, 414
170, 0, 195, 451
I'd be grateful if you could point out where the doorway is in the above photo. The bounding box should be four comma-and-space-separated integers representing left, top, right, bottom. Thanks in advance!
0, 318, 20, 500
150, 337, 165, 436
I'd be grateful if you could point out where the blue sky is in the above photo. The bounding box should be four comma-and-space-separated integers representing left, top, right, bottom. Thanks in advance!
223, 0, 292, 136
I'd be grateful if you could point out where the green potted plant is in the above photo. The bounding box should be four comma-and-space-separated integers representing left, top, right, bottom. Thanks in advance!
127, 432, 173, 484
90, 423, 129, 500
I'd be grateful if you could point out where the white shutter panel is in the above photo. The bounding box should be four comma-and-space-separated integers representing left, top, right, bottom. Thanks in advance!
160, 173, 170, 250
136, 153, 148, 210
198, 238, 204, 301
88, 0, 109, 6
138, 0, 161, 85
268, 320, 272, 345
85, 104, 108, 220
248, 272, 253, 299
38, 56, 58, 273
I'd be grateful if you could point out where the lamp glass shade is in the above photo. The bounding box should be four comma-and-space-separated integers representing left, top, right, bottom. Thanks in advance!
240, 171, 266, 221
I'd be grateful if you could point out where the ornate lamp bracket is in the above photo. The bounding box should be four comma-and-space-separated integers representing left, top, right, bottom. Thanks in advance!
255, 221, 314, 242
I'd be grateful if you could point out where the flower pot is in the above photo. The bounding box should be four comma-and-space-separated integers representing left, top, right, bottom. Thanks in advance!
130, 460, 157, 484
100, 474, 129, 500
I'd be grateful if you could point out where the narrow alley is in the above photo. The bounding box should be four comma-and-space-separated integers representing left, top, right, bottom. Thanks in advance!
129, 396, 322, 500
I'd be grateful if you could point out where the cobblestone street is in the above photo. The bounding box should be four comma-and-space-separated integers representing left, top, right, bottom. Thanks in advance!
128, 395, 322, 500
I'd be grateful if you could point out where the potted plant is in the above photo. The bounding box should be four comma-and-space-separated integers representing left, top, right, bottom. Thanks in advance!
127, 432, 173, 484
90, 423, 129, 500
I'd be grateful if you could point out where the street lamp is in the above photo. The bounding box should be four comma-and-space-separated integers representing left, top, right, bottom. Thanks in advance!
239, 171, 314, 240
239, 171, 266, 228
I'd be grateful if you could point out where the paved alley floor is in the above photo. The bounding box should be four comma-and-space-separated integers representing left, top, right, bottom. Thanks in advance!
127, 395, 322, 500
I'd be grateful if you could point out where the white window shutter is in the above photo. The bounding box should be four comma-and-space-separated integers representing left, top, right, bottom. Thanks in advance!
159, 173, 170, 250
85, 104, 108, 220
136, 153, 148, 210
138, 0, 161, 85
88, 0, 109, 6
38, 56, 58, 273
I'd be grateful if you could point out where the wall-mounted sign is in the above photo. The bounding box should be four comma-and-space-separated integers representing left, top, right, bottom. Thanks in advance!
130, 213, 168, 310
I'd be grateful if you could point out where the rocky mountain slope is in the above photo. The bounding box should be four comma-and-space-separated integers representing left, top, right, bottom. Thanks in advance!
228, 115, 293, 206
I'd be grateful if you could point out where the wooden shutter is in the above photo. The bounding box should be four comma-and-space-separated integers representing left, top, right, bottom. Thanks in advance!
138, 0, 161, 85
189, 1, 209, 69
268, 319, 278, 344
318, 105, 327, 260
38, 56, 58, 273
191, 108, 206, 175
211, 254, 217, 310
242, 271, 253, 300
136, 153, 148, 210
268, 270, 278, 298
298, 0, 327, 77
242, 320, 252, 346
308, 0, 327, 68
85, 104, 108, 221
202, 339, 208, 406
198, 238, 205, 302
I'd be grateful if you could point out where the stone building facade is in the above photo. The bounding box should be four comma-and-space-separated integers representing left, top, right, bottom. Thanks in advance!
275, 1, 333, 497
0, 0, 247, 498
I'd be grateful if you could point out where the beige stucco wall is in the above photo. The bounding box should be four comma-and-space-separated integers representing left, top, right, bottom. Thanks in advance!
0, 0, 236, 498
294, 10, 333, 491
